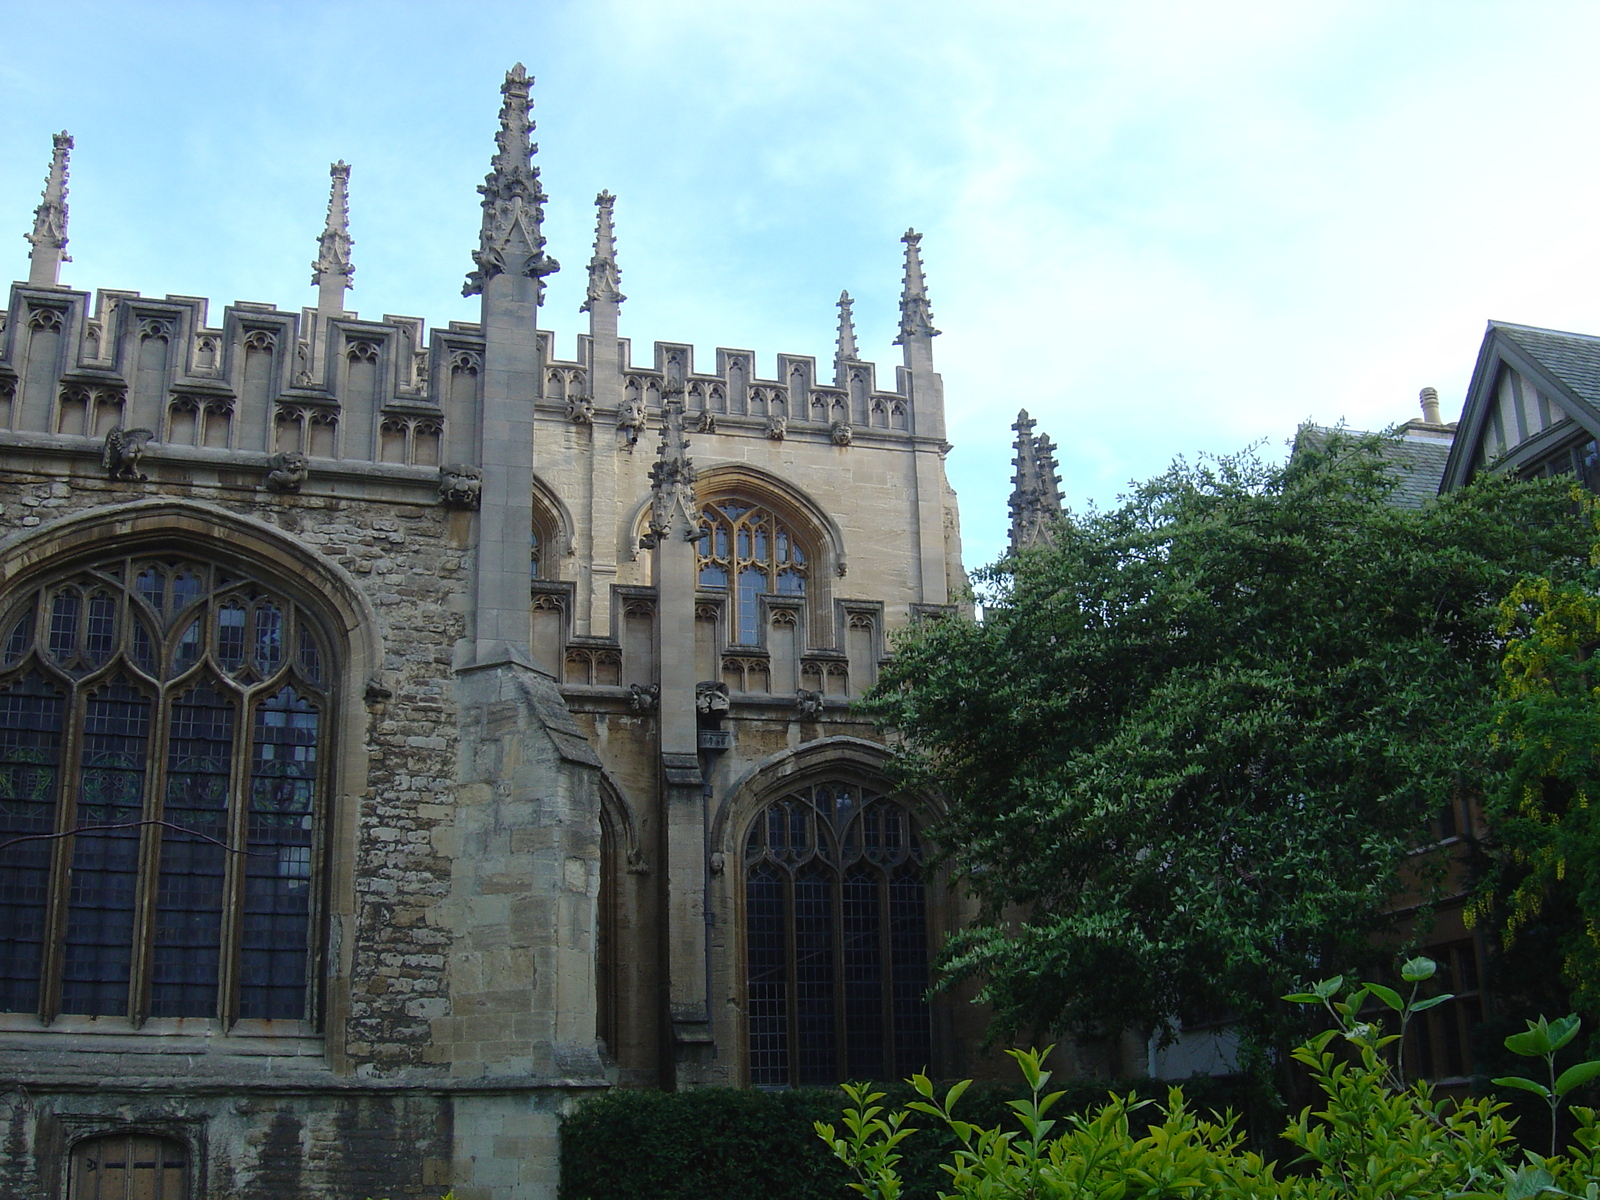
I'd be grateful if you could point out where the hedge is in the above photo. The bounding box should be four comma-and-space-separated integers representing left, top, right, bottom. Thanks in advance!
558, 1074, 1263, 1200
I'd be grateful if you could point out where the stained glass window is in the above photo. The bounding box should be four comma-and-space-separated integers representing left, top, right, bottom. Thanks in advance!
0, 555, 331, 1025
743, 783, 931, 1086
696, 503, 807, 645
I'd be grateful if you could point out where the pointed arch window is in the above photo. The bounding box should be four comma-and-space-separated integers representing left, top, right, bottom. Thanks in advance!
696, 502, 808, 645
744, 782, 931, 1086
0, 555, 331, 1025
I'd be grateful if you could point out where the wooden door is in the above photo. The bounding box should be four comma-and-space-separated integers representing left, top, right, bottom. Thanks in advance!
69, 1134, 186, 1200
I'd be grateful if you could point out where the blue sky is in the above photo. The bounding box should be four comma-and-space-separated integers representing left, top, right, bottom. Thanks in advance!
5, 1, 1600, 566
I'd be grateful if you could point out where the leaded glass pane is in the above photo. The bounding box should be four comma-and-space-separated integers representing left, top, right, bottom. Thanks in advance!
843, 867, 884, 1081
253, 602, 283, 676
216, 602, 246, 673
135, 564, 164, 612
130, 619, 156, 675
3, 604, 32, 664
85, 592, 116, 667
0, 673, 63, 1013
297, 625, 322, 684
61, 679, 151, 1015
48, 589, 79, 663
792, 864, 836, 1085
240, 686, 317, 1020
746, 863, 788, 1087
890, 864, 932, 1074
170, 569, 203, 614
150, 681, 234, 1017
172, 616, 201, 675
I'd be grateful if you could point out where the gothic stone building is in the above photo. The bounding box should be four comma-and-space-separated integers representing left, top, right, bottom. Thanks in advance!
0, 66, 974, 1199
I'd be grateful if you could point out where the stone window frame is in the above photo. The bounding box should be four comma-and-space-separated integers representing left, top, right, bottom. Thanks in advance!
0, 552, 334, 1029
741, 778, 931, 1087
712, 737, 952, 1088
630, 463, 848, 653
0, 501, 381, 1052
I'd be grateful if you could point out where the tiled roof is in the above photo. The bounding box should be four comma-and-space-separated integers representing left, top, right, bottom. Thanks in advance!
1493, 322, 1600, 412
1297, 426, 1451, 509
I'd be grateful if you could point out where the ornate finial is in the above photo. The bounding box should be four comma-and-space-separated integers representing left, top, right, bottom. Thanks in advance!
894, 229, 939, 345
311, 161, 355, 301
581, 190, 626, 313
834, 290, 859, 381
641, 398, 699, 548
26, 131, 73, 286
463, 63, 560, 299
1008, 409, 1061, 552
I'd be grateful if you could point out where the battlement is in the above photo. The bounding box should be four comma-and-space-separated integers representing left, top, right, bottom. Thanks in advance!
0, 282, 929, 475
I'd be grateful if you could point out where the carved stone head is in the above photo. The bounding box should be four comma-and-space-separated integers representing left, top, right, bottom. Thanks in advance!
265, 450, 310, 493
438, 463, 484, 510
695, 680, 731, 716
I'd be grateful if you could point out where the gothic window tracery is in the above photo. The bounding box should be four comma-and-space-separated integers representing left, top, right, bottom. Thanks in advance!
696, 502, 807, 645
744, 782, 931, 1086
0, 554, 331, 1024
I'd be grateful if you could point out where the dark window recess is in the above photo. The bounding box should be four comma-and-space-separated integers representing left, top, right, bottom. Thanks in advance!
743, 782, 931, 1086
1405, 940, 1485, 1081
0, 556, 332, 1024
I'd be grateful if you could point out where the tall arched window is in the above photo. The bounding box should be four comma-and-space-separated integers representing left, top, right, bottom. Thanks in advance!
744, 782, 931, 1086
696, 502, 808, 645
0, 554, 331, 1024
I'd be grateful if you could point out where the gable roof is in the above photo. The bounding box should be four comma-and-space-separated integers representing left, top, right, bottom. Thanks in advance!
1440, 321, 1600, 492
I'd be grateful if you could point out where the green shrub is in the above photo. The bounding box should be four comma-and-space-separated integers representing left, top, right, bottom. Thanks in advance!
558, 1074, 1263, 1200
820, 961, 1600, 1199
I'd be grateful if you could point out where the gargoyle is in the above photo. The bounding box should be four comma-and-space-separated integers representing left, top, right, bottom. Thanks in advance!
265, 451, 309, 493
102, 426, 155, 482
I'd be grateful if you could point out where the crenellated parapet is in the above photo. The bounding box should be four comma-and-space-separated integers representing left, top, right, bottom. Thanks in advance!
0, 280, 938, 485
0, 285, 461, 490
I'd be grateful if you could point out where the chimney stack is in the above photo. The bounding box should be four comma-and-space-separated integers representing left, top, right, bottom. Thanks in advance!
1419, 386, 1442, 425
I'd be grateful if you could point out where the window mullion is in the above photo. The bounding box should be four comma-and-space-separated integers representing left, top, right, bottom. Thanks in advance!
305, 673, 332, 1026
218, 686, 254, 1027
127, 676, 174, 1026
37, 678, 86, 1024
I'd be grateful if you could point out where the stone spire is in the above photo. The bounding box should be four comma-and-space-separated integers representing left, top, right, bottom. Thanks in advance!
581, 190, 625, 314
25, 131, 73, 287
1009, 409, 1063, 552
642, 398, 698, 548
311, 160, 354, 314
463, 62, 560, 300
894, 229, 939, 345
834, 290, 859, 384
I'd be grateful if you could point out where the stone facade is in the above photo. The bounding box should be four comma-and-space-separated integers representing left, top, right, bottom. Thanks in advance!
0, 65, 977, 1199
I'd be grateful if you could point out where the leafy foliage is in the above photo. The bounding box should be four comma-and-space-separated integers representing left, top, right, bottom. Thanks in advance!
558, 1073, 1260, 1200
1480, 491, 1600, 1017
821, 967, 1600, 1200
865, 433, 1590, 1052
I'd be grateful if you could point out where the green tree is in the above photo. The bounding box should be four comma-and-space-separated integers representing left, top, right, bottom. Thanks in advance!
1479, 491, 1600, 1021
866, 433, 1589, 1061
